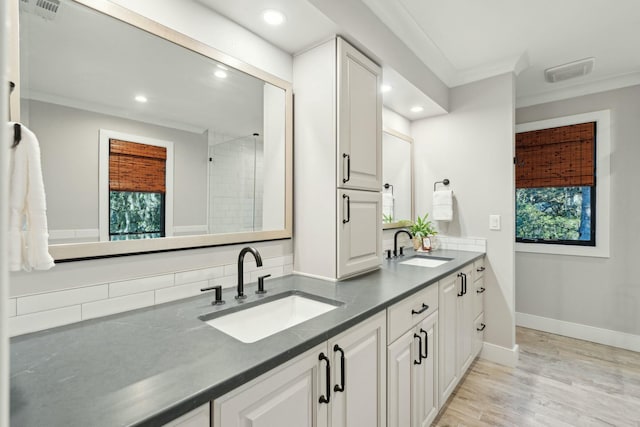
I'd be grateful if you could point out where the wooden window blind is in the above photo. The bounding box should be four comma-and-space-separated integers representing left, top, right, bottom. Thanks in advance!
109, 139, 167, 193
515, 122, 595, 188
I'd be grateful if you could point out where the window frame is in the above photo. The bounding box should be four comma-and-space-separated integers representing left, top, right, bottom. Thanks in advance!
99, 129, 174, 242
515, 110, 610, 258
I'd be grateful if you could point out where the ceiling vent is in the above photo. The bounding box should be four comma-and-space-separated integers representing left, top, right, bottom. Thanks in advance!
20, 0, 60, 21
544, 57, 595, 83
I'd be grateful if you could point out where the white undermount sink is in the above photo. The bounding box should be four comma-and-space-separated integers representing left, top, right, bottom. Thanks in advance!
399, 257, 452, 268
201, 292, 341, 343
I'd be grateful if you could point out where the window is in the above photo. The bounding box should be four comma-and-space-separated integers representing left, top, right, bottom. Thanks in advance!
108, 139, 167, 241
99, 130, 174, 242
515, 122, 595, 246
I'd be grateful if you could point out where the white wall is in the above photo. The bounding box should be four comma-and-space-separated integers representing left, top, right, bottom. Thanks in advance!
515, 85, 640, 342
383, 108, 411, 135
412, 73, 516, 352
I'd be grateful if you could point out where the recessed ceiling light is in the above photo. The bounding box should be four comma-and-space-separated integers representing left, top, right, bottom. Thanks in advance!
381, 84, 392, 93
263, 9, 285, 26
134, 95, 147, 103
410, 106, 424, 113
214, 70, 228, 79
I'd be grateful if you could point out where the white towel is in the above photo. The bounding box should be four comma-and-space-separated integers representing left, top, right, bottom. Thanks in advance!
432, 189, 453, 221
382, 192, 394, 219
8, 122, 55, 272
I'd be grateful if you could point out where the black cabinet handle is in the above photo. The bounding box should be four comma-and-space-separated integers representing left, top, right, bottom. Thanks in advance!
477, 266, 485, 272
319, 352, 331, 404
342, 153, 351, 183
411, 303, 429, 315
476, 287, 486, 294
413, 334, 422, 365
457, 273, 464, 297
342, 194, 350, 224
420, 328, 428, 359
333, 344, 345, 393
461, 273, 467, 295
477, 323, 486, 332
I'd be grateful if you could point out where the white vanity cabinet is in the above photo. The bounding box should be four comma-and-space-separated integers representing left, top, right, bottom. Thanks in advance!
438, 263, 476, 405
293, 37, 382, 281
387, 285, 439, 427
212, 312, 387, 427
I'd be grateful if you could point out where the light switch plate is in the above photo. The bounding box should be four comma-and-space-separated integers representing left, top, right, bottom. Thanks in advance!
489, 215, 501, 230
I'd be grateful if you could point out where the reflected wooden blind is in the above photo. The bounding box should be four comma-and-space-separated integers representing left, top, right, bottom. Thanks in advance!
515, 122, 595, 189
109, 139, 167, 193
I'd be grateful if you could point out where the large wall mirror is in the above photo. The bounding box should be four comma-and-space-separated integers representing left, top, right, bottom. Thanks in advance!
382, 128, 413, 229
17, 0, 292, 260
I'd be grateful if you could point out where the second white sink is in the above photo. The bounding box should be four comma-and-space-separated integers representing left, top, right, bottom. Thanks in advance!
203, 293, 341, 343
400, 257, 451, 268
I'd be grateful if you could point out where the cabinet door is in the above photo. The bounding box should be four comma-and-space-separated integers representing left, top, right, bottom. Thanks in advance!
438, 274, 459, 404
414, 313, 438, 427
213, 343, 327, 427
329, 311, 386, 427
387, 328, 417, 427
337, 189, 382, 279
473, 312, 485, 358
337, 38, 382, 191
457, 266, 475, 375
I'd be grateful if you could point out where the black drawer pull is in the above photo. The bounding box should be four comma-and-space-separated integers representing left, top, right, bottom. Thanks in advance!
476, 287, 486, 294
477, 266, 485, 272
342, 194, 350, 224
333, 344, 345, 393
420, 328, 428, 359
343, 153, 351, 183
477, 323, 486, 332
413, 334, 422, 365
319, 352, 331, 404
411, 303, 429, 315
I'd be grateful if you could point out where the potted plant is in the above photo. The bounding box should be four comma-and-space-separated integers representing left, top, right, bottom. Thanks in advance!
408, 213, 438, 251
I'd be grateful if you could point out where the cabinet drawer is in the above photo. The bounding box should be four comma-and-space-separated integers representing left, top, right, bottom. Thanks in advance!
473, 276, 485, 319
473, 312, 485, 358
387, 284, 438, 344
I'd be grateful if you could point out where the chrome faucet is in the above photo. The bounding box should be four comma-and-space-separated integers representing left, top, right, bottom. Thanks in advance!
236, 247, 263, 300
393, 230, 413, 257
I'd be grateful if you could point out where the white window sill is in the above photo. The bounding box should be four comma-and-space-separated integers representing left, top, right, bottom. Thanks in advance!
515, 242, 609, 258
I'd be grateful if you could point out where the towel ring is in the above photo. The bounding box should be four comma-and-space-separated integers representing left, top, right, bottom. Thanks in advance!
433, 179, 450, 191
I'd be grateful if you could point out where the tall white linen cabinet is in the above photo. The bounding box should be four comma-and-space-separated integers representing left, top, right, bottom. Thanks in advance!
293, 37, 383, 280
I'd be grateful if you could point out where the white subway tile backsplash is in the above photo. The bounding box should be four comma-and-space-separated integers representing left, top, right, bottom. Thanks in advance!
175, 266, 224, 285
109, 274, 174, 298
9, 306, 81, 337
17, 285, 108, 315
283, 264, 293, 275
9, 299, 17, 317
155, 281, 209, 305
82, 292, 155, 320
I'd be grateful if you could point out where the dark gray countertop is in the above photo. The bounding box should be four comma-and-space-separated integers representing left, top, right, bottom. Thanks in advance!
10, 249, 483, 427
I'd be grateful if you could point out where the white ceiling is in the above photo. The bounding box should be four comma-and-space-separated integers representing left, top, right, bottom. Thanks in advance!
199, 0, 640, 112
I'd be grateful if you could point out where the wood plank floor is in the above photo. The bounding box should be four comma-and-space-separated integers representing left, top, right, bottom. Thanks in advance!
433, 327, 640, 426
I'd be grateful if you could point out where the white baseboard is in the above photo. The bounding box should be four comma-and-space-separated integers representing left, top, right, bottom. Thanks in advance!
480, 342, 520, 367
516, 312, 640, 353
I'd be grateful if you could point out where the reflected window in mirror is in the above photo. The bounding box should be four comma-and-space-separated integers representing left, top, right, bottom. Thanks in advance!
99, 130, 174, 242
108, 139, 167, 241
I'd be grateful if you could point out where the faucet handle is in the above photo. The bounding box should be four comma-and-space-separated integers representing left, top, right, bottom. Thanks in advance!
399, 246, 404, 256
386, 249, 392, 259
256, 274, 271, 294
201, 285, 225, 305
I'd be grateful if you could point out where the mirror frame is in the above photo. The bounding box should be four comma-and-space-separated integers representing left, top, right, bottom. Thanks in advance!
381, 127, 414, 230
21, 0, 293, 261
